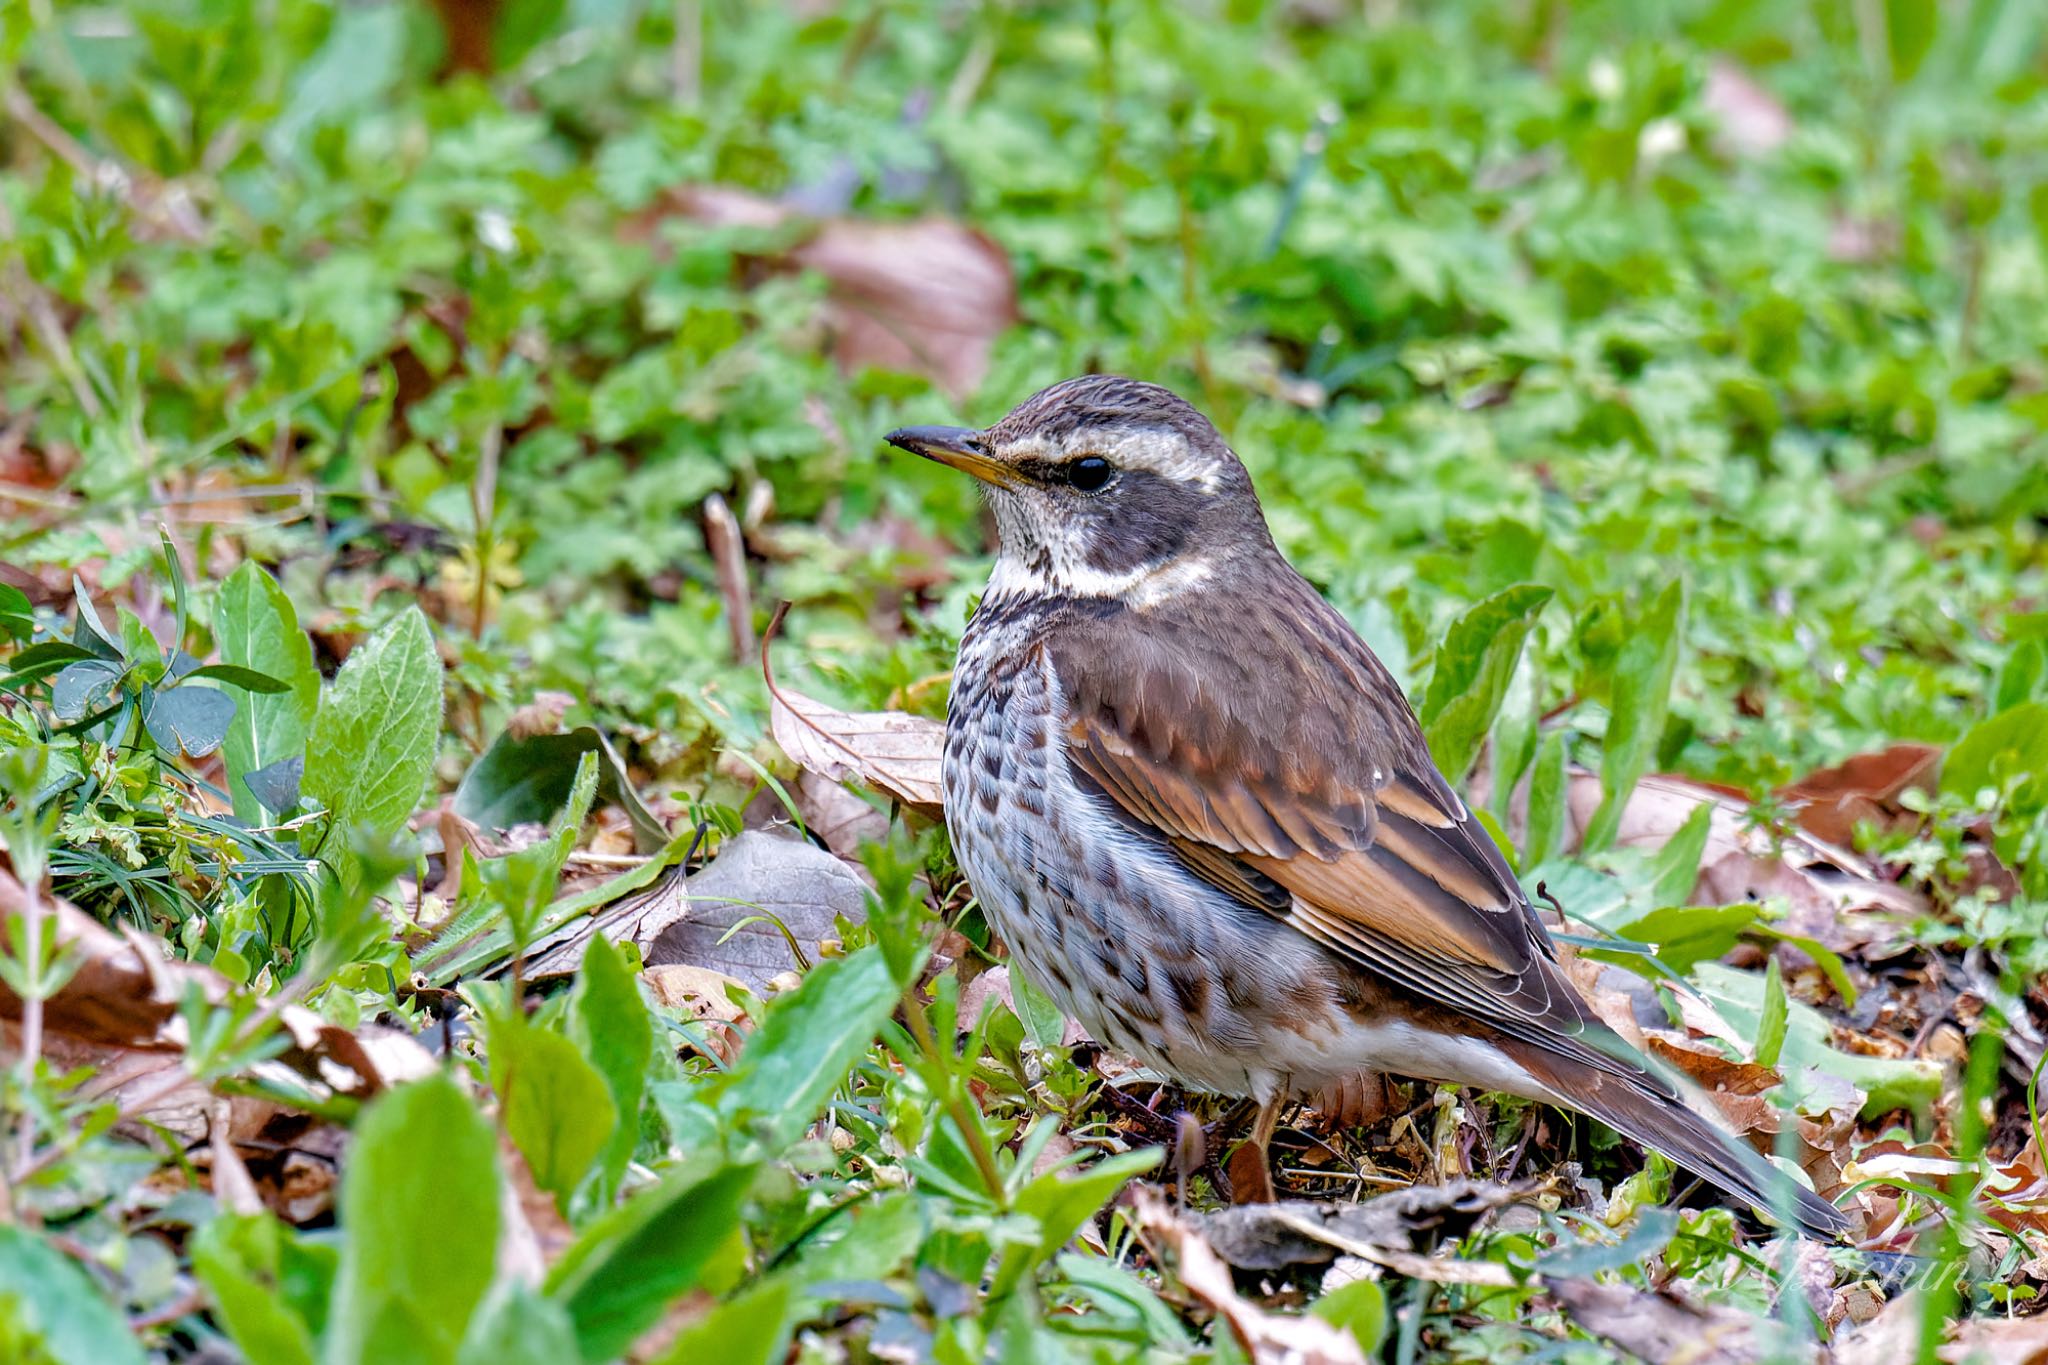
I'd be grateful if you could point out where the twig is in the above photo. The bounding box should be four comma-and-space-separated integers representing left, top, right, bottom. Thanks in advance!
704, 492, 754, 664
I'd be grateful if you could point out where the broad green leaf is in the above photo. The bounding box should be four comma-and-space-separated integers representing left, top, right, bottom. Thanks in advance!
719, 943, 916, 1150
1312, 1277, 1388, 1355
458, 1286, 579, 1365
649, 1280, 792, 1365
191, 1214, 319, 1365
570, 935, 653, 1199
455, 726, 666, 851
1942, 702, 2048, 806
1582, 582, 1685, 854
0, 1225, 148, 1365
329, 1075, 501, 1365
144, 685, 237, 758
489, 1015, 618, 1206
51, 660, 122, 721
545, 1157, 756, 1362
1692, 963, 1941, 1116
1419, 584, 1552, 785
218, 563, 322, 823
1608, 902, 1760, 974
304, 607, 442, 843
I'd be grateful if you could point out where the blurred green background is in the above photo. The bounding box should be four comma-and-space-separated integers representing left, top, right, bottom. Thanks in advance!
5, 0, 2046, 801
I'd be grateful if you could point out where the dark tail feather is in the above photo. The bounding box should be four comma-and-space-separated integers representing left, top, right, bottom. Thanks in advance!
1507, 1037, 1850, 1239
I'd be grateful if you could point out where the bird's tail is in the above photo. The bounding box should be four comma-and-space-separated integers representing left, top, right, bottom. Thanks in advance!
1504, 1034, 1850, 1239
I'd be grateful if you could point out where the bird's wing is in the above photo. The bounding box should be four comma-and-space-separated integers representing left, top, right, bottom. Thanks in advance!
1049, 571, 1590, 1050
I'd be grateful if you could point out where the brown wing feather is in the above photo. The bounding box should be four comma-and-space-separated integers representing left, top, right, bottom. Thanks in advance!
1052, 567, 1591, 1049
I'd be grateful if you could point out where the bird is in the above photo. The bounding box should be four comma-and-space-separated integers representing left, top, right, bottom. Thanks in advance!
886, 374, 1847, 1237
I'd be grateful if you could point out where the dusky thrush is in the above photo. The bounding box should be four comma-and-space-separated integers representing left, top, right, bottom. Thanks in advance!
888, 375, 1847, 1236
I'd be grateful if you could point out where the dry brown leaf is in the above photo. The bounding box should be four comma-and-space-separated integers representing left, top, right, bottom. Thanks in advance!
796, 768, 890, 858
1776, 743, 1939, 848
1133, 1187, 1368, 1365
766, 682, 944, 816
662, 186, 1018, 396
1545, 1276, 1782, 1365
0, 872, 432, 1098
643, 963, 751, 1064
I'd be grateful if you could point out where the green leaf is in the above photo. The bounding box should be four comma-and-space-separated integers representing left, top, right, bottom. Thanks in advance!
0, 1225, 148, 1365
1692, 963, 1942, 1117
570, 935, 653, 1199
1942, 702, 2048, 804
188, 662, 292, 692
455, 726, 667, 853
244, 755, 305, 815
218, 564, 322, 822
190, 1214, 319, 1365
1607, 902, 1761, 974
1419, 584, 1553, 785
50, 660, 123, 722
476, 751, 599, 953
144, 685, 237, 758
1524, 731, 1566, 868
545, 1158, 756, 1363
993, 1147, 1161, 1297
1311, 1277, 1388, 1355
1646, 802, 1713, 908
718, 944, 916, 1150
458, 1286, 579, 1365
648, 1280, 792, 1365
1011, 967, 1068, 1056
489, 1015, 618, 1206
329, 1075, 502, 1365
1755, 957, 1788, 1070
1582, 582, 1685, 854
1885, 0, 1938, 80
1537, 1207, 1678, 1278
304, 606, 442, 843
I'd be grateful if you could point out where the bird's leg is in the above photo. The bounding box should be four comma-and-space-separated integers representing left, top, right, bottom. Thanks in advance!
1225, 1094, 1286, 1205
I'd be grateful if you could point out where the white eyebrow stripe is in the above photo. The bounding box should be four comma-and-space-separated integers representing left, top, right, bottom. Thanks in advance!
1101, 428, 1220, 493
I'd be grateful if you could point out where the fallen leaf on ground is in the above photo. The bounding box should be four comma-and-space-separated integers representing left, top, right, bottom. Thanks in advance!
1133, 1187, 1367, 1365
0, 872, 433, 1098
1776, 743, 1939, 848
1188, 1182, 1527, 1285
656, 186, 1018, 396
1545, 1276, 1783, 1365
766, 683, 944, 817
639, 828, 870, 991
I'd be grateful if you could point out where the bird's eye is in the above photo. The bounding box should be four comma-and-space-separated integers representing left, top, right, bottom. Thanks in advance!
1066, 456, 1114, 492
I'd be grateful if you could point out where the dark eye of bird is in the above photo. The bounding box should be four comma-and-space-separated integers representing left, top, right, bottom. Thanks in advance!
1066, 456, 1113, 492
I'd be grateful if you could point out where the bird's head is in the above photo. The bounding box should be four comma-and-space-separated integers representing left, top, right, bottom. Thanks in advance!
885, 375, 1270, 602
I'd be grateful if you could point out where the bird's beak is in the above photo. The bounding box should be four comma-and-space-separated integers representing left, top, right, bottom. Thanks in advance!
883, 425, 1022, 489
